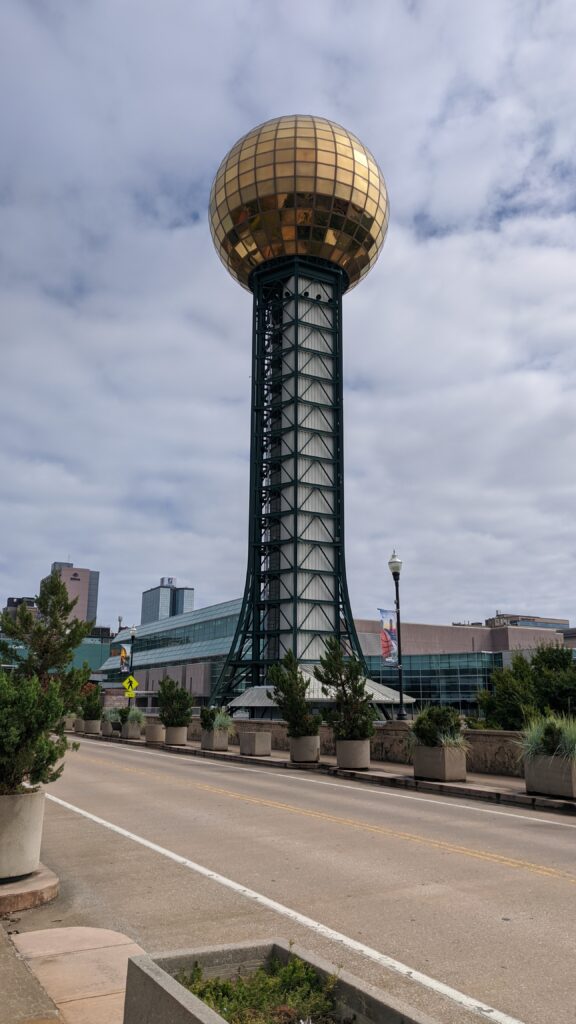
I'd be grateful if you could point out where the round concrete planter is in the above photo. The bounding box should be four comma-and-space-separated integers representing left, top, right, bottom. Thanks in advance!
74, 719, 85, 734
0, 790, 45, 880
83, 719, 101, 736
290, 735, 320, 763
336, 738, 370, 770
145, 723, 166, 746
201, 729, 229, 752
165, 726, 188, 746
101, 720, 115, 737
122, 722, 142, 740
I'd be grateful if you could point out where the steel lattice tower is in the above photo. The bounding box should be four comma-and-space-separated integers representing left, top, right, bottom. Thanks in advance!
208, 116, 389, 701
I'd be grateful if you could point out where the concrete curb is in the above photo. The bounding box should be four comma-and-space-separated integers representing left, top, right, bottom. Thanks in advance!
0, 863, 59, 914
79, 733, 576, 816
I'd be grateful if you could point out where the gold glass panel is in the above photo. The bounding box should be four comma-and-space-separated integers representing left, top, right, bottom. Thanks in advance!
209, 114, 388, 289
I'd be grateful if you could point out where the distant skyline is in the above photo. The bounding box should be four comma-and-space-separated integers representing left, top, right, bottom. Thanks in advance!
2, 1, 575, 629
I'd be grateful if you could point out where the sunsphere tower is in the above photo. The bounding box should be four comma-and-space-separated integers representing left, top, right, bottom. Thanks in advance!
209, 115, 389, 701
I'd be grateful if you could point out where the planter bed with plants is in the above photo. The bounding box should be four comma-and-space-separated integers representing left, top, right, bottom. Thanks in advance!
522, 714, 576, 799
124, 939, 431, 1024
158, 677, 195, 747
200, 708, 234, 752
268, 650, 321, 764
412, 706, 467, 782
314, 637, 376, 771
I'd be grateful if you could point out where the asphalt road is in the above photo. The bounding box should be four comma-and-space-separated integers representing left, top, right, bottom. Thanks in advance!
14, 739, 576, 1024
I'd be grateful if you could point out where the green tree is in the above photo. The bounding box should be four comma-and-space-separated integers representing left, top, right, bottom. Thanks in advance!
268, 650, 321, 738
530, 645, 576, 714
478, 653, 537, 730
0, 671, 69, 795
0, 571, 92, 712
157, 677, 194, 727
313, 637, 375, 740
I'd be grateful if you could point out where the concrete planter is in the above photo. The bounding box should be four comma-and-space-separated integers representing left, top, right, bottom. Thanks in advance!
165, 726, 188, 746
290, 735, 320, 763
63, 716, 76, 732
201, 729, 228, 751
524, 755, 576, 799
101, 720, 115, 737
83, 719, 101, 736
74, 719, 84, 734
336, 738, 370, 770
122, 722, 142, 740
413, 745, 467, 781
0, 790, 45, 880
145, 723, 166, 746
124, 939, 433, 1024
239, 731, 271, 756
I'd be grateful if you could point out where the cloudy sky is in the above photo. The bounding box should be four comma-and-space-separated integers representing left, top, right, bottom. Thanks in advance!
2, 0, 575, 630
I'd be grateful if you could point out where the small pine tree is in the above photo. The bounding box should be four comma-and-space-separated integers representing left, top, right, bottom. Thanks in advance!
268, 650, 321, 738
0, 571, 92, 712
313, 637, 375, 741
157, 677, 194, 727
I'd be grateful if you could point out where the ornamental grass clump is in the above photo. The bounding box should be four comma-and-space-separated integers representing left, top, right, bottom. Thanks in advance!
412, 705, 467, 749
201, 707, 234, 733
177, 955, 337, 1024
521, 714, 576, 762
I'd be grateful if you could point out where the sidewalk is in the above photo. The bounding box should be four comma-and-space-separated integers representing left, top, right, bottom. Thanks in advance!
1, 926, 143, 1024
90, 732, 576, 816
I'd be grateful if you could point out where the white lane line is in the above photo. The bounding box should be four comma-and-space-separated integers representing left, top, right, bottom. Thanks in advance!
47, 792, 525, 1024
77, 739, 576, 829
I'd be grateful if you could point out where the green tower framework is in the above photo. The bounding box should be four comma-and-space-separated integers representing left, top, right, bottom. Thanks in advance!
211, 257, 365, 701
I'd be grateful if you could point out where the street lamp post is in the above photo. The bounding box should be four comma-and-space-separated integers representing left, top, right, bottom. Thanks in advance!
388, 550, 406, 721
128, 625, 136, 713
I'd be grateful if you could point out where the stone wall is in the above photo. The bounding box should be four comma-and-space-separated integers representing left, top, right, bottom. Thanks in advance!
463, 729, 523, 777
171, 714, 524, 778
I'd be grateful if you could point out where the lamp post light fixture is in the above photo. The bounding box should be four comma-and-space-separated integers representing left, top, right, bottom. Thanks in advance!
388, 550, 406, 721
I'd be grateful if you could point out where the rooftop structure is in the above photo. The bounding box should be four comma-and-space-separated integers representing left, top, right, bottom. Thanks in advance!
141, 577, 195, 625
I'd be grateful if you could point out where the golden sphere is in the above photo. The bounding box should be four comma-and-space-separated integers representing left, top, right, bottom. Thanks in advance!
209, 115, 389, 291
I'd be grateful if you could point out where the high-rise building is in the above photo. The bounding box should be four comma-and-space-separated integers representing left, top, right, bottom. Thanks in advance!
2, 597, 39, 620
208, 115, 389, 700
140, 577, 195, 625
45, 562, 99, 623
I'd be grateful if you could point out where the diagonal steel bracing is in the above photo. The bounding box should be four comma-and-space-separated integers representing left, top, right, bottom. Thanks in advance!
211, 257, 364, 703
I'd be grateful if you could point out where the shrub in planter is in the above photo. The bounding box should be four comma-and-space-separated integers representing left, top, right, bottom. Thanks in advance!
124, 939, 415, 1024
101, 707, 120, 737
411, 705, 468, 781
122, 707, 145, 739
268, 650, 321, 762
521, 714, 576, 798
314, 637, 375, 770
200, 708, 233, 751
158, 677, 194, 745
0, 671, 75, 878
80, 684, 102, 735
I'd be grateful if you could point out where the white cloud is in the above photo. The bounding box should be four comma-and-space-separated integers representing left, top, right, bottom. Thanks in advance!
1, 0, 575, 630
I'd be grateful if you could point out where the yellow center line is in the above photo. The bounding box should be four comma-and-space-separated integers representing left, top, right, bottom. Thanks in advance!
73, 750, 576, 884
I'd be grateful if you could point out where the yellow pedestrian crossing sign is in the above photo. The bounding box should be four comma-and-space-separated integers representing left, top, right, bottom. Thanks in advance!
122, 675, 139, 698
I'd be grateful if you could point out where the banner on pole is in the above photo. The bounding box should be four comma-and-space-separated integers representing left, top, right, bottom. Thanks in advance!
377, 608, 398, 664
